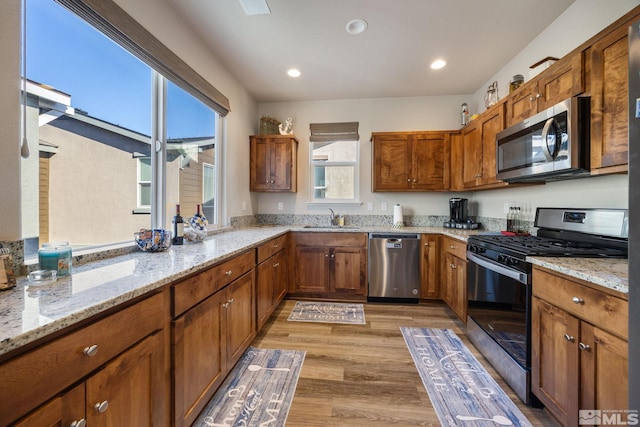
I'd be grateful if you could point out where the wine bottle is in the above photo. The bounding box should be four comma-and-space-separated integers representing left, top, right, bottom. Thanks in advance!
172, 204, 184, 245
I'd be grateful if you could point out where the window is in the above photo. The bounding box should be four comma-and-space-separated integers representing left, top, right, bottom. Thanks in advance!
309, 122, 360, 203
137, 157, 152, 208
21, 0, 222, 256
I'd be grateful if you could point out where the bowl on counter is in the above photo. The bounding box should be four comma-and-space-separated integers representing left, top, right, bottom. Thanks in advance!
134, 229, 172, 252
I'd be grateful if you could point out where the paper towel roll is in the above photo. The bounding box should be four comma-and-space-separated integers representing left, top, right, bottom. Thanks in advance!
393, 204, 403, 228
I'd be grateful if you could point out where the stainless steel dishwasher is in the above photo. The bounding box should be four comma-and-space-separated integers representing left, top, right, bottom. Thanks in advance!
368, 233, 420, 302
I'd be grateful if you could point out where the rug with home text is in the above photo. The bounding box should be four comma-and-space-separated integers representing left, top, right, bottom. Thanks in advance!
287, 301, 366, 324
401, 327, 532, 427
192, 346, 305, 427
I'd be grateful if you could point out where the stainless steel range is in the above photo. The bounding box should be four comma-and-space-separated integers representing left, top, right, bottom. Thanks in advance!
465, 207, 628, 405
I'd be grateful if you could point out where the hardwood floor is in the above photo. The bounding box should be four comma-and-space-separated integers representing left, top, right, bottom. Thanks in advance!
251, 299, 559, 427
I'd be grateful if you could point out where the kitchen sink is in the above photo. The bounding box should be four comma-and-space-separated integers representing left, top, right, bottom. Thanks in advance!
303, 225, 360, 230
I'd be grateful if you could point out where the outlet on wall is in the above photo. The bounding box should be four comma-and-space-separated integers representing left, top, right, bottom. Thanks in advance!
277, 202, 284, 211
242, 201, 246, 211
381, 202, 388, 211
367, 202, 374, 211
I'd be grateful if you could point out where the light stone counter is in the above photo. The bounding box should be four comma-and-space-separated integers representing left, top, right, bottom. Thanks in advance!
528, 256, 628, 297
0, 225, 626, 358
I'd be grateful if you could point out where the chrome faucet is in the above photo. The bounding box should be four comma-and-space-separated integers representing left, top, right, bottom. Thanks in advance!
329, 208, 338, 226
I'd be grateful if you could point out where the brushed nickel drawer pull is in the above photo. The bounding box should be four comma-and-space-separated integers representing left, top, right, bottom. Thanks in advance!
564, 334, 574, 342
83, 345, 99, 357
572, 297, 584, 304
225, 270, 233, 276
450, 263, 456, 269
450, 245, 456, 249
273, 262, 279, 267
579, 342, 591, 351
71, 419, 87, 427
94, 400, 109, 413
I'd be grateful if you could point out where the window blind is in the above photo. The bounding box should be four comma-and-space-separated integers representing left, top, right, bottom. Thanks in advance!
309, 122, 359, 143
55, 0, 231, 116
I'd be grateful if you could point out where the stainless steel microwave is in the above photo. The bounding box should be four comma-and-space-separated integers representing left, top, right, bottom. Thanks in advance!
496, 97, 591, 182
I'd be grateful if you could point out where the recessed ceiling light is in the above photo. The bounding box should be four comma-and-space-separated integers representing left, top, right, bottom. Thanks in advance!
346, 18, 368, 35
287, 68, 301, 78
238, 0, 271, 15
430, 59, 447, 70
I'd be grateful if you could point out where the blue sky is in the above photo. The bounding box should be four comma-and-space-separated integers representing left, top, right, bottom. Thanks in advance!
26, 0, 214, 139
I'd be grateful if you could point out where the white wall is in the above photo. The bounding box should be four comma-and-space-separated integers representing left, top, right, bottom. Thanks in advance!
257, 0, 636, 222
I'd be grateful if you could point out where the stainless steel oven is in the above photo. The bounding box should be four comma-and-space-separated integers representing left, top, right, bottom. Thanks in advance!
466, 247, 533, 405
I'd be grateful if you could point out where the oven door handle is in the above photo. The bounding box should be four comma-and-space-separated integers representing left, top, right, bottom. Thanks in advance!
466, 251, 529, 284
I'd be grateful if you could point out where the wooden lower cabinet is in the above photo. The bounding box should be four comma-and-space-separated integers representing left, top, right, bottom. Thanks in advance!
173, 270, 256, 427
441, 236, 467, 322
291, 232, 367, 299
257, 235, 289, 329
531, 267, 628, 427
420, 234, 440, 298
5, 293, 167, 427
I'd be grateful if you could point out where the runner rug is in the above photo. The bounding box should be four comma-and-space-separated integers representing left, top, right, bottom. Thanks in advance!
287, 301, 366, 324
401, 327, 532, 427
192, 346, 305, 427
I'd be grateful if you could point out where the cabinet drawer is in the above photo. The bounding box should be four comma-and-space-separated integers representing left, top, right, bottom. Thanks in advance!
0, 292, 164, 426
294, 232, 366, 247
173, 250, 255, 317
533, 267, 627, 339
443, 237, 467, 259
257, 234, 287, 263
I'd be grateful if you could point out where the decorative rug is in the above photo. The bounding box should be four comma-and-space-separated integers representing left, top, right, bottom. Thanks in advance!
401, 327, 532, 427
287, 301, 366, 324
192, 346, 305, 427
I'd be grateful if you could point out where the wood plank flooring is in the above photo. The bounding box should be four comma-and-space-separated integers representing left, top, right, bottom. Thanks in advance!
251, 299, 559, 427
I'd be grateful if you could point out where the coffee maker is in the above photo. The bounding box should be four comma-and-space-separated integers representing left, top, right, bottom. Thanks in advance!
443, 197, 479, 229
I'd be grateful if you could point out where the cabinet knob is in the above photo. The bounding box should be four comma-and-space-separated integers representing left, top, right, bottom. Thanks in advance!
71, 419, 87, 427
449, 263, 456, 269
572, 297, 584, 304
412, 179, 417, 183
563, 334, 575, 343
83, 345, 99, 357
325, 254, 329, 258
578, 342, 591, 351
228, 298, 235, 304
94, 401, 109, 413
273, 262, 279, 267
407, 178, 411, 182
449, 245, 455, 249
424, 243, 429, 247
225, 270, 233, 276
273, 244, 279, 248
222, 302, 229, 308
330, 254, 335, 258
536, 93, 542, 99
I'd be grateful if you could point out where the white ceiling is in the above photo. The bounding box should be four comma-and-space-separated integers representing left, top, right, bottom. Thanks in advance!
165, 0, 576, 103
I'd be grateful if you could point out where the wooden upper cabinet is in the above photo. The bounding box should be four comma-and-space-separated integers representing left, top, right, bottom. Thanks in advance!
250, 135, 298, 192
371, 131, 450, 191
461, 102, 508, 189
506, 52, 584, 127
590, 23, 630, 174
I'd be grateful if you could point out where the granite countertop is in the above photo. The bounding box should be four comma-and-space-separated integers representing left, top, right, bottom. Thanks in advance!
0, 225, 627, 358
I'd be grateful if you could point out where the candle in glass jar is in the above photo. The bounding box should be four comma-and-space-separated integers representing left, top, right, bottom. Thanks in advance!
38, 242, 72, 276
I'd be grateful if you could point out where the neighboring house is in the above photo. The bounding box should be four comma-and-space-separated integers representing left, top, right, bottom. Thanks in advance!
23, 80, 214, 253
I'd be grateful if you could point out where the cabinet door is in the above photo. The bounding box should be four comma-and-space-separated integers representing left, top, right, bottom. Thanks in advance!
580, 323, 629, 418
531, 297, 580, 427
590, 24, 629, 173
537, 52, 584, 111
411, 133, 448, 190
225, 271, 257, 369
86, 331, 165, 427
294, 246, 331, 293
250, 137, 272, 191
13, 383, 85, 427
273, 249, 288, 303
506, 80, 539, 126
256, 256, 276, 329
443, 252, 466, 321
420, 235, 440, 298
462, 122, 482, 187
331, 246, 367, 295
479, 105, 504, 185
372, 134, 411, 191
271, 138, 295, 191
173, 291, 226, 427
